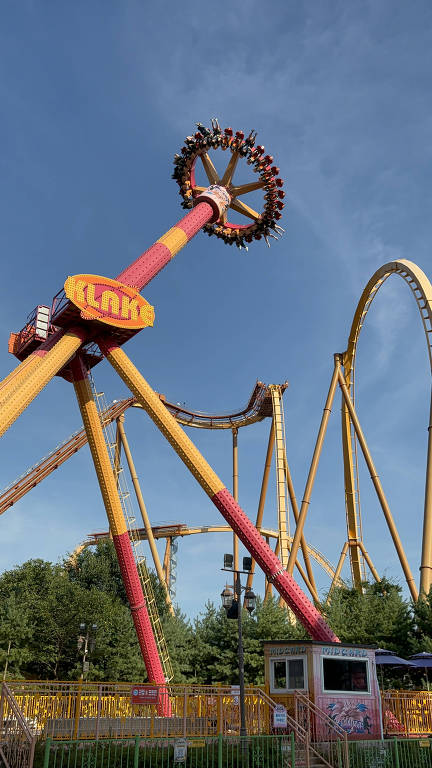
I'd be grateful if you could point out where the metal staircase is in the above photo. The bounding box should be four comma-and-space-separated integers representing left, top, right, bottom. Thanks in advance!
90, 378, 173, 682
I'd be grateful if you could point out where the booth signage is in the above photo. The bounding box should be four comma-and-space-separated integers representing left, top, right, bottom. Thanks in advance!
273, 704, 287, 729
131, 686, 159, 704
321, 646, 368, 658
174, 739, 188, 762
64, 274, 155, 329
269, 646, 306, 656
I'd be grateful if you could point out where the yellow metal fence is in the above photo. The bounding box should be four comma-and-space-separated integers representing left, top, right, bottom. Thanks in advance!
7, 681, 432, 741
6, 681, 274, 740
382, 690, 432, 736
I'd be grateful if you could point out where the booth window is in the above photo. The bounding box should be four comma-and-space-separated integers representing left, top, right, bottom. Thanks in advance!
323, 658, 369, 693
271, 657, 306, 691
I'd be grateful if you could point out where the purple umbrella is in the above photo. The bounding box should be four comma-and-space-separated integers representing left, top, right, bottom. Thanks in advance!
409, 653, 432, 690
375, 649, 415, 666
409, 653, 432, 666
375, 649, 414, 688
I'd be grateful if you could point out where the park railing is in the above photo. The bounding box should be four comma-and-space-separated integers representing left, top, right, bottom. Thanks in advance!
40, 734, 295, 768
42, 735, 432, 768
0, 682, 36, 768
294, 690, 349, 768
381, 689, 432, 736
348, 738, 432, 768
6, 680, 276, 741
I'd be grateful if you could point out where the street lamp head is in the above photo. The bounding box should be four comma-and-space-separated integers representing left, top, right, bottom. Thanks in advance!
221, 586, 234, 611
79, 623, 86, 632
223, 554, 234, 570
244, 588, 257, 614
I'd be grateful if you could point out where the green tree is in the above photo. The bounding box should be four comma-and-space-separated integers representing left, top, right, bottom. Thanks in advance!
65, 541, 127, 603
411, 587, 432, 653
191, 596, 308, 686
0, 593, 33, 679
162, 609, 195, 683
323, 579, 413, 656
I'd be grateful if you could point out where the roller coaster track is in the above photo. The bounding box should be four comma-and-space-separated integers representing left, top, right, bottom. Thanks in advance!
341, 259, 432, 594
0, 382, 282, 515
163, 381, 287, 429
270, 386, 290, 567
0, 397, 135, 515
73, 524, 344, 587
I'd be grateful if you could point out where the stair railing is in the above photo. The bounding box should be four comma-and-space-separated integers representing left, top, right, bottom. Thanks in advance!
0, 682, 36, 768
294, 691, 349, 768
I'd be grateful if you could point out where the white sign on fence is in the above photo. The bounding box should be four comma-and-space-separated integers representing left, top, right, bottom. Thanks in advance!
273, 704, 287, 728
174, 738, 188, 763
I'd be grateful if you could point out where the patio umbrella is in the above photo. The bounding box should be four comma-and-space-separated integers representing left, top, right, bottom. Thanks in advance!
409, 652, 432, 690
375, 649, 415, 666
375, 649, 414, 689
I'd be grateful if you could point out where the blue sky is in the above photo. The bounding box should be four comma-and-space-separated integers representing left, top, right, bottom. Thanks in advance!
1, 1, 431, 619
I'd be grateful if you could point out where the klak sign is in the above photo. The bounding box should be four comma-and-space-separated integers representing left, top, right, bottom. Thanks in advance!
131, 686, 159, 704
273, 704, 287, 729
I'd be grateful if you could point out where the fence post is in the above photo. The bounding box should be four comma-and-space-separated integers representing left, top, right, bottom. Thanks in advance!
218, 732, 223, 768
290, 731, 295, 768
217, 692, 223, 735
43, 737, 52, 768
183, 690, 187, 736
305, 733, 311, 768
134, 735, 140, 768
336, 739, 342, 768
95, 684, 102, 741
73, 679, 83, 740
393, 738, 400, 768
0, 683, 4, 729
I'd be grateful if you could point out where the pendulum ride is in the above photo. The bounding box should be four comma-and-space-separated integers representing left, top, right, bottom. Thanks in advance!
1, 120, 340, 702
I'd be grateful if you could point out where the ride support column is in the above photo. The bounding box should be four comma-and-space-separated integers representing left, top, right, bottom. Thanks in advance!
0, 327, 87, 439
70, 356, 170, 708
0, 354, 44, 399
116, 414, 175, 616
99, 337, 340, 644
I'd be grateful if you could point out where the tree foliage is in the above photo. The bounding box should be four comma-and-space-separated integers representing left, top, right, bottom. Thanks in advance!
0, 544, 430, 689
323, 578, 413, 656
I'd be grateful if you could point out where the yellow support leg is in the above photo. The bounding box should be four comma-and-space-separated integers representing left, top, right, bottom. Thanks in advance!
0, 355, 43, 401
0, 328, 86, 439
117, 414, 174, 615
99, 341, 224, 498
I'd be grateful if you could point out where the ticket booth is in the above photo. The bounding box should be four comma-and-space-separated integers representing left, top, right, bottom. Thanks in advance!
264, 640, 382, 739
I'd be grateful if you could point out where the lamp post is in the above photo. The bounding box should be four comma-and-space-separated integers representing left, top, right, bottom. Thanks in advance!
221, 554, 256, 739
77, 623, 97, 680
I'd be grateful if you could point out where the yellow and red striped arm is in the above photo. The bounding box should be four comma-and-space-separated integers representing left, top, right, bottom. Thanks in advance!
116, 202, 214, 291
99, 337, 339, 644
70, 356, 170, 702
